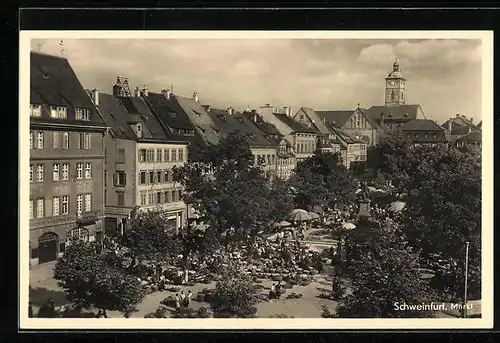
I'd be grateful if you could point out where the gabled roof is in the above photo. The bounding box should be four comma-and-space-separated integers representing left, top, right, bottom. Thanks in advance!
297, 107, 332, 135
241, 111, 285, 145
315, 110, 354, 127
30, 51, 105, 127
208, 109, 277, 149
441, 116, 479, 135
272, 113, 317, 134
175, 95, 220, 146
97, 93, 174, 142
477, 121, 482, 128
324, 122, 366, 145
144, 92, 195, 130
397, 119, 446, 131
365, 104, 424, 121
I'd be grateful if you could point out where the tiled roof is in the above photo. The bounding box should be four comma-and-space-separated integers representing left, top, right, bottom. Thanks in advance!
365, 105, 423, 121
242, 111, 285, 145
397, 119, 446, 131
441, 117, 480, 135
175, 95, 220, 146
144, 92, 196, 130
298, 107, 332, 135
316, 110, 353, 127
208, 109, 277, 149
30, 51, 105, 126
97, 93, 173, 141
273, 113, 317, 133
324, 122, 366, 145
456, 130, 482, 142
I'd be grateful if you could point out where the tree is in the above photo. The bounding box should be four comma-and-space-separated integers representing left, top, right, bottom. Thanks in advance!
54, 240, 145, 314
211, 263, 260, 318
174, 132, 294, 244
292, 151, 357, 210
336, 219, 435, 318
400, 145, 481, 301
123, 209, 182, 268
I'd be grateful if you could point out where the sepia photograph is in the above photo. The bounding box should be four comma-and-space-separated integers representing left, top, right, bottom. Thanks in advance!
19, 31, 493, 330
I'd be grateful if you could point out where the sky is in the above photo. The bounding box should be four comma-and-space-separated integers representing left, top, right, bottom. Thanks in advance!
30, 38, 483, 123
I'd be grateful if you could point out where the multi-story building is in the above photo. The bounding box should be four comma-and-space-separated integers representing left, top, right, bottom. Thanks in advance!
442, 114, 481, 142
29, 51, 107, 265
315, 106, 379, 147
206, 107, 278, 177
244, 110, 296, 180
324, 121, 368, 169
92, 77, 189, 235
258, 104, 317, 163
365, 59, 427, 136
395, 119, 448, 147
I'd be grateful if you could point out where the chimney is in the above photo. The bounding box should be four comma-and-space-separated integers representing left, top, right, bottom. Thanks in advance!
161, 89, 171, 100
227, 107, 233, 115
461, 115, 466, 119
253, 113, 258, 123
322, 117, 326, 124
470, 117, 474, 124
456, 113, 460, 118
193, 91, 199, 102
134, 87, 141, 98
447, 120, 452, 132
91, 89, 99, 106
141, 86, 148, 97
203, 105, 211, 112
468, 126, 472, 134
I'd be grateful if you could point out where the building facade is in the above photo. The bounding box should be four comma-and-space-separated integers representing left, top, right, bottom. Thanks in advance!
396, 119, 448, 147
94, 78, 189, 235
30, 52, 107, 265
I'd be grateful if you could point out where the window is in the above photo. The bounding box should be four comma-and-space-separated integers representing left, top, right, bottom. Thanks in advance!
52, 197, 60, 216
157, 149, 162, 162
29, 200, 34, 219
178, 149, 184, 162
36, 132, 44, 149
139, 149, 147, 163
75, 108, 91, 121
117, 149, 126, 163
29, 131, 33, 149
36, 164, 44, 182
76, 194, 83, 214
62, 163, 69, 180
415, 133, 419, 139
424, 133, 428, 138
84, 193, 92, 212
62, 132, 69, 149
433, 133, 437, 139
76, 163, 83, 180
149, 171, 154, 184
29, 165, 33, 182
61, 196, 69, 214
79, 133, 91, 149
156, 192, 162, 204
140, 172, 146, 184
148, 149, 155, 162
165, 191, 171, 203
52, 132, 60, 149
114, 172, 126, 186
171, 149, 177, 162
117, 192, 125, 206
157, 171, 162, 184
85, 162, 92, 179
140, 192, 147, 205
170, 111, 177, 118
30, 104, 41, 117
50, 106, 67, 119
53, 163, 60, 181
36, 198, 44, 218
164, 149, 170, 162
148, 192, 155, 205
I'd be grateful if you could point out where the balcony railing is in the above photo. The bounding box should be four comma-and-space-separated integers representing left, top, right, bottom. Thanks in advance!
76, 210, 99, 226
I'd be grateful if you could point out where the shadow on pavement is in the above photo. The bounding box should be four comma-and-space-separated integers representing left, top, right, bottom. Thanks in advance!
316, 287, 330, 293
29, 286, 67, 307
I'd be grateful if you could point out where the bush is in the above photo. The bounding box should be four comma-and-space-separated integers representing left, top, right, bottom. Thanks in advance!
196, 306, 212, 318
320, 305, 335, 318
268, 314, 295, 318
155, 305, 168, 318
144, 313, 156, 318
171, 307, 198, 318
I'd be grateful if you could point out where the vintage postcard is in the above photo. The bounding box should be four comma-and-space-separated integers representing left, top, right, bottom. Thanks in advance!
19, 30, 493, 330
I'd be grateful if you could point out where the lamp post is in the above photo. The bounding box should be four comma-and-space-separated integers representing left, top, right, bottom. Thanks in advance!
463, 241, 470, 318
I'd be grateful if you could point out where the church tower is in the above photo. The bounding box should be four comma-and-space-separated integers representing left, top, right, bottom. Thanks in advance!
385, 58, 406, 107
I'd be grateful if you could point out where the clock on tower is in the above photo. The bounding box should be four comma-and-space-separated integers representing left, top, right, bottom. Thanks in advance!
384, 58, 406, 107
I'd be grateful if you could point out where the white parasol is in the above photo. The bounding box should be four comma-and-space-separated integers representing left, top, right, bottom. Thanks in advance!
288, 209, 313, 222
389, 201, 406, 213
341, 222, 356, 230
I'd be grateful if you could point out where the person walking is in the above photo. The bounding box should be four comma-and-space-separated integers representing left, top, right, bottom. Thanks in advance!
175, 293, 181, 310
186, 290, 193, 308
179, 290, 186, 307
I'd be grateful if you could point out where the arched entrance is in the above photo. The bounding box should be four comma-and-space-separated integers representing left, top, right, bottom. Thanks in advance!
38, 232, 59, 264
65, 227, 89, 247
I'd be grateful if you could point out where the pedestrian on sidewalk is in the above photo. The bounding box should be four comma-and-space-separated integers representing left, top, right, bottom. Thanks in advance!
179, 290, 186, 307
186, 290, 193, 307
175, 293, 181, 310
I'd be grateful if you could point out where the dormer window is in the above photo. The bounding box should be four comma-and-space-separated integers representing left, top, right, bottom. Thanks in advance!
170, 111, 177, 118
75, 108, 91, 121
30, 104, 42, 117
50, 106, 67, 119
136, 124, 142, 138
